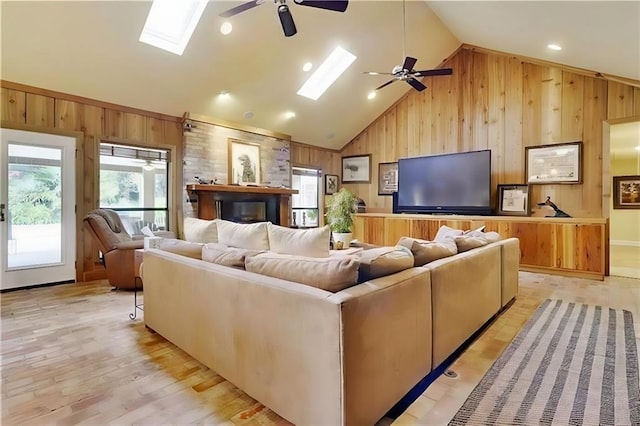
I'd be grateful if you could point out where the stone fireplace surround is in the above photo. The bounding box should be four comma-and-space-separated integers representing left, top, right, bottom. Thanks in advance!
186, 184, 298, 227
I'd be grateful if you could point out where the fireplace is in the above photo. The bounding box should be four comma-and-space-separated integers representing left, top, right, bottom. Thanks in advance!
186, 184, 298, 227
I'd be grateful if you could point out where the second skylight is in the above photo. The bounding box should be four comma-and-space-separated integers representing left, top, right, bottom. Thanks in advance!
297, 46, 356, 101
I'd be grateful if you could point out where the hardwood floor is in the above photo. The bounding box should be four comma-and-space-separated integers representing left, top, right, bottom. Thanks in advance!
2, 273, 639, 425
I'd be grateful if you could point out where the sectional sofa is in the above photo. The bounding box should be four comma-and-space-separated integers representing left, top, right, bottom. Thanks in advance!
142, 220, 520, 426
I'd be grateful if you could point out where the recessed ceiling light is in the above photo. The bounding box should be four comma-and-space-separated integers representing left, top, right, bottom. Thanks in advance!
635, 145, 640, 151
285, 111, 296, 119
139, 0, 208, 55
547, 44, 562, 51
244, 111, 255, 119
219, 90, 230, 98
367, 91, 377, 100
297, 46, 357, 101
303, 62, 313, 72
220, 21, 232, 35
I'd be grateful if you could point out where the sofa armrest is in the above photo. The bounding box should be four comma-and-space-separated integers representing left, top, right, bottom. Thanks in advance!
114, 240, 145, 250
495, 238, 520, 307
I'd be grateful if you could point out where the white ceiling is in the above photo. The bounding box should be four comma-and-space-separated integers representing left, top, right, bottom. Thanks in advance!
2, 1, 639, 150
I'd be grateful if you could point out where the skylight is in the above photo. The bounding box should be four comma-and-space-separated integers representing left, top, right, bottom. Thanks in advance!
139, 0, 208, 55
297, 46, 356, 101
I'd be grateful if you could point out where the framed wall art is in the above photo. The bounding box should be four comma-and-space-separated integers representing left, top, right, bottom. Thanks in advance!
496, 184, 530, 216
342, 154, 371, 183
378, 162, 398, 195
325, 174, 338, 195
613, 175, 640, 209
228, 139, 261, 185
525, 141, 582, 184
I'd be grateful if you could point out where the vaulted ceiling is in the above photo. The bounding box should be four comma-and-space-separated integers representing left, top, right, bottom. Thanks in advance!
2, 1, 638, 150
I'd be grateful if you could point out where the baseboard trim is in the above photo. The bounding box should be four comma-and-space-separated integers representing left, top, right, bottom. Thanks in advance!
610, 240, 640, 247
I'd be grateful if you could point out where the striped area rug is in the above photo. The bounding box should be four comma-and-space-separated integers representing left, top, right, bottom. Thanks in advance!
449, 299, 640, 426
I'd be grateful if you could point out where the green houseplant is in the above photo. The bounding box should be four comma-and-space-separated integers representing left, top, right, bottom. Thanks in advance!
325, 188, 357, 249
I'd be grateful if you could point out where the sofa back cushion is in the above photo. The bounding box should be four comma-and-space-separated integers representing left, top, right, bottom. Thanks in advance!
183, 217, 218, 243
216, 220, 270, 250
267, 223, 330, 258
357, 246, 414, 283
397, 236, 458, 266
202, 243, 264, 269
245, 252, 359, 292
159, 239, 203, 260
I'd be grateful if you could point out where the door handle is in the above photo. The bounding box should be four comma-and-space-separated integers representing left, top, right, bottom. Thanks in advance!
0, 203, 5, 222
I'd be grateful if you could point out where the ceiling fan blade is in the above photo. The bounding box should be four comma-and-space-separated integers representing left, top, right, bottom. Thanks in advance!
402, 56, 418, 71
293, 0, 348, 12
413, 68, 454, 77
363, 71, 395, 76
376, 80, 396, 91
278, 3, 297, 37
219, 0, 263, 18
406, 78, 427, 92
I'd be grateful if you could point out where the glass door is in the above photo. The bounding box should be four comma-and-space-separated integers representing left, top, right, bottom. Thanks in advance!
0, 129, 76, 290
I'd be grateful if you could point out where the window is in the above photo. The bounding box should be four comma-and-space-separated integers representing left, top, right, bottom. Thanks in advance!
99, 143, 170, 235
291, 167, 320, 228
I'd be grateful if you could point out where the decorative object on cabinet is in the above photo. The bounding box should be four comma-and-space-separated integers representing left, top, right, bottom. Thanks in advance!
496, 184, 530, 216
378, 162, 398, 195
537, 196, 571, 217
342, 154, 371, 183
613, 175, 640, 209
525, 141, 582, 184
228, 139, 261, 185
325, 174, 338, 195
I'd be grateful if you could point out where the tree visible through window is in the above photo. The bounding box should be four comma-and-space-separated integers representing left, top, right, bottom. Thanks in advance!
291, 167, 320, 228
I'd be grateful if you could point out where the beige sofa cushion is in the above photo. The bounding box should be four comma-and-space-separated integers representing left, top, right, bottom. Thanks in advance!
245, 252, 359, 292
397, 236, 458, 266
357, 246, 414, 282
159, 238, 203, 260
267, 223, 330, 258
434, 225, 465, 242
202, 242, 264, 269
455, 231, 502, 253
216, 220, 270, 250
183, 217, 218, 243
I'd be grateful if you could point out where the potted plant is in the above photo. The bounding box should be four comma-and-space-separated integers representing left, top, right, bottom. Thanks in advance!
325, 188, 357, 249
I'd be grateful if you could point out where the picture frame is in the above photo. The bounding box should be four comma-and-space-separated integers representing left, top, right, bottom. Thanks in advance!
342, 154, 371, 183
525, 141, 582, 184
378, 162, 398, 195
497, 184, 530, 216
613, 175, 640, 209
228, 139, 261, 185
325, 174, 338, 195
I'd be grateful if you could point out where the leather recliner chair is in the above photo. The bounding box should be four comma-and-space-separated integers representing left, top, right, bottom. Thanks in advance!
83, 209, 175, 289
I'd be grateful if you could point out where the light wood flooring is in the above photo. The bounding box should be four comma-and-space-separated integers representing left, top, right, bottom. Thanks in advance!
2, 272, 640, 426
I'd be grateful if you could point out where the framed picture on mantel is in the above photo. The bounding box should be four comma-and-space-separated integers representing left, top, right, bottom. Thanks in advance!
228, 139, 261, 185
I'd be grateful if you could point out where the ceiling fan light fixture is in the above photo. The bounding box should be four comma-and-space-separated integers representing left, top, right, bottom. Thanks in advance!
143, 160, 155, 171
139, 0, 208, 55
297, 46, 357, 101
277, 2, 297, 37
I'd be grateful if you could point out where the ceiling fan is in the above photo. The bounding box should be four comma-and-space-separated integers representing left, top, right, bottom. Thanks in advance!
364, 0, 452, 92
219, 0, 348, 37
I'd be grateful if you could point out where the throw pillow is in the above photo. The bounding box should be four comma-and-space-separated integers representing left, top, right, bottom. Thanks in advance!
267, 223, 330, 258
465, 230, 501, 243
202, 243, 264, 269
183, 217, 218, 243
454, 234, 490, 252
159, 239, 203, 260
434, 225, 464, 242
245, 252, 359, 293
216, 220, 270, 251
397, 236, 458, 266
357, 245, 414, 283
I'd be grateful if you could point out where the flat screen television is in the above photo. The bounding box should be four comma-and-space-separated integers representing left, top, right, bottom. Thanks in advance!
395, 150, 492, 215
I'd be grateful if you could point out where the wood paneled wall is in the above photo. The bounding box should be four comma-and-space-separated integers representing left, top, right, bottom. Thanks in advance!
1, 81, 183, 282
340, 47, 640, 218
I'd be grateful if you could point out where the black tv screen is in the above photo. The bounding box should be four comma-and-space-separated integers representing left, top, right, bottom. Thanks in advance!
396, 150, 492, 215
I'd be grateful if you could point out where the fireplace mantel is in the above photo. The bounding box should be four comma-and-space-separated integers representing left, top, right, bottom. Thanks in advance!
186, 184, 298, 226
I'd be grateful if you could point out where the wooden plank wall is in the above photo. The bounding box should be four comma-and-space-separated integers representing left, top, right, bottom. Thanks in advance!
340, 47, 640, 218
1, 81, 183, 282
